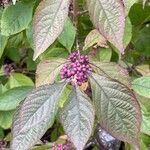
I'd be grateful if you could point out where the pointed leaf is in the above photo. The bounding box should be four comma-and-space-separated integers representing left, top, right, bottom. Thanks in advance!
58, 17, 76, 52
83, 29, 108, 50
36, 58, 66, 87
122, 0, 138, 15
60, 87, 95, 150
33, 0, 70, 60
11, 82, 66, 150
91, 61, 131, 87
86, 0, 125, 53
1, 2, 33, 36
132, 77, 150, 98
0, 86, 32, 111
90, 73, 141, 147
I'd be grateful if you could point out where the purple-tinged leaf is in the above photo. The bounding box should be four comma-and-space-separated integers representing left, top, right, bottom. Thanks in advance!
60, 86, 95, 150
91, 61, 131, 87
36, 58, 66, 87
33, 0, 70, 60
86, 0, 125, 54
11, 82, 66, 150
90, 73, 141, 148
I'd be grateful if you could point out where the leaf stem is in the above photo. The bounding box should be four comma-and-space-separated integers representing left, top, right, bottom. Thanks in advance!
73, 0, 80, 55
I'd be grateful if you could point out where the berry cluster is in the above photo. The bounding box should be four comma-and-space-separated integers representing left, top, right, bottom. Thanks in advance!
53, 143, 72, 150
0, 0, 11, 6
3, 64, 13, 76
60, 52, 92, 86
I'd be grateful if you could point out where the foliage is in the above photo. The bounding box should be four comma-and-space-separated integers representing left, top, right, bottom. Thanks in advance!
0, 0, 149, 150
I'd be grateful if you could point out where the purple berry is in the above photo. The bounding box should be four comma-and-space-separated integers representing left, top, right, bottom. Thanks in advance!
60, 53, 92, 86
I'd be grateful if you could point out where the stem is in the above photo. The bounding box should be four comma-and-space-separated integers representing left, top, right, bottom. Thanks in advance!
73, 0, 80, 55
73, 0, 78, 27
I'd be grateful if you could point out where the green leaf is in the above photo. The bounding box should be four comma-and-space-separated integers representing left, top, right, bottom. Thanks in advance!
33, 0, 70, 60
129, 3, 150, 26
11, 82, 67, 150
0, 33, 8, 59
98, 48, 112, 62
91, 61, 131, 87
60, 86, 95, 150
58, 18, 76, 52
7, 32, 24, 48
122, 0, 138, 15
86, 0, 125, 54
0, 110, 15, 129
8, 73, 34, 88
133, 26, 150, 56
5, 48, 20, 63
59, 86, 72, 108
0, 127, 4, 138
41, 47, 69, 59
137, 96, 150, 136
0, 84, 8, 94
31, 143, 53, 150
83, 29, 108, 51
132, 77, 150, 98
0, 86, 32, 111
90, 73, 141, 147
36, 58, 66, 87
123, 17, 132, 48
27, 49, 37, 71
1, 2, 33, 36
26, 23, 34, 49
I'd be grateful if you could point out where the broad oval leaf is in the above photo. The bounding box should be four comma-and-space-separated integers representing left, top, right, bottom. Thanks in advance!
0, 86, 32, 111
11, 82, 66, 150
36, 58, 66, 87
1, 2, 33, 36
33, 0, 70, 60
86, 0, 125, 54
91, 61, 131, 87
0, 33, 8, 59
132, 77, 150, 98
60, 86, 95, 150
90, 73, 141, 147
7, 73, 34, 88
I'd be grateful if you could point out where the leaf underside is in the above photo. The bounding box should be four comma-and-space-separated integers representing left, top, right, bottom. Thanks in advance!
86, 0, 125, 53
36, 58, 66, 87
33, 0, 70, 60
11, 82, 66, 150
91, 61, 131, 87
90, 73, 141, 147
60, 86, 95, 150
